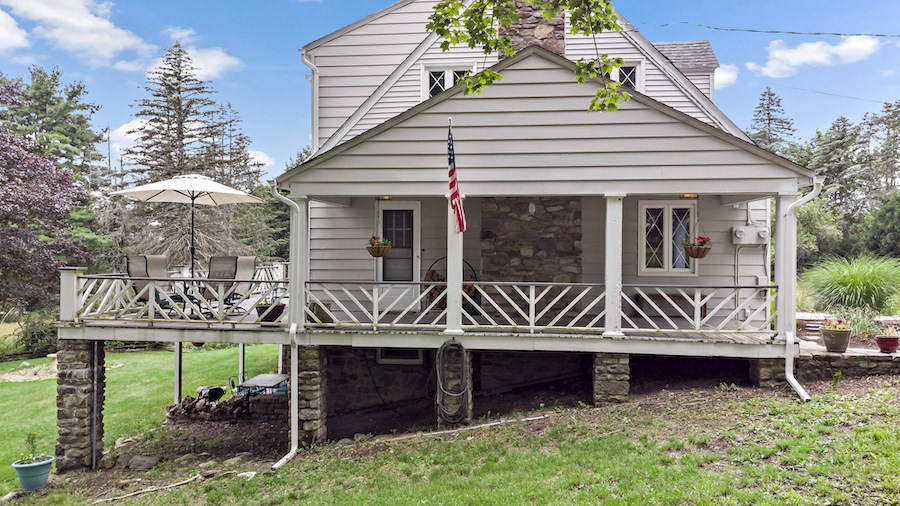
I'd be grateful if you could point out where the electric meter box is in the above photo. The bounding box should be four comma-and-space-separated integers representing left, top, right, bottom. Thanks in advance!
731, 226, 769, 245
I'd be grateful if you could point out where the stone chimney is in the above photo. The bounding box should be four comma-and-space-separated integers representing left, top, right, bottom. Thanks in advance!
499, 0, 566, 58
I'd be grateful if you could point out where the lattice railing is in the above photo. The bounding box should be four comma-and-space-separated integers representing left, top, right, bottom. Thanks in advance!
461, 282, 606, 333
304, 281, 447, 329
76, 274, 290, 326
621, 284, 776, 333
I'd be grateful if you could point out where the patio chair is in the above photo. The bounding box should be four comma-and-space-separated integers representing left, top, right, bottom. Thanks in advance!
125, 255, 179, 316
202, 256, 240, 313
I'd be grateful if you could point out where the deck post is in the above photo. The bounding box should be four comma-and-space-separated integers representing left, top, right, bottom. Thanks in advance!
445, 196, 464, 335
174, 342, 182, 404
238, 343, 246, 383
603, 194, 626, 337
59, 267, 85, 321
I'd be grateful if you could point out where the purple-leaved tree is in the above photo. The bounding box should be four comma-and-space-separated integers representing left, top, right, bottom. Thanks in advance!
0, 79, 85, 309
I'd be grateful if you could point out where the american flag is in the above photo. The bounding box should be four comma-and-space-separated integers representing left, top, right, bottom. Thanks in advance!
448, 123, 466, 233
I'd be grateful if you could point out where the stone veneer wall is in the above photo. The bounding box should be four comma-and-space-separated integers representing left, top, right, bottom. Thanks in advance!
325, 347, 435, 414
56, 340, 105, 472
478, 351, 589, 394
499, 0, 565, 57
593, 353, 629, 405
480, 197, 582, 283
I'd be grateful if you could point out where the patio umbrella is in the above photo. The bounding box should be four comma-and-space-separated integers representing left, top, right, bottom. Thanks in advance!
112, 174, 263, 277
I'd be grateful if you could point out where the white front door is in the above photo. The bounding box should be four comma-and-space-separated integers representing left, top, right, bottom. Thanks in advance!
377, 201, 421, 312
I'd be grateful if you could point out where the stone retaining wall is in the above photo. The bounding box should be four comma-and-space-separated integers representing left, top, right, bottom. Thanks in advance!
56, 340, 105, 472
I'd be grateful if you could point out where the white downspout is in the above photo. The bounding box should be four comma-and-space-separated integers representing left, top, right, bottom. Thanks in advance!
301, 48, 320, 154
269, 181, 305, 469
780, 175, 824, 401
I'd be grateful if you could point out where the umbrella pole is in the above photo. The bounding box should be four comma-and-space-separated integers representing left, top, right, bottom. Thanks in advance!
190, 200, 196, 278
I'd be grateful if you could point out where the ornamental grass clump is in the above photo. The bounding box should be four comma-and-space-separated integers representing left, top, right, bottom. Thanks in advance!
802, 256, 900, 314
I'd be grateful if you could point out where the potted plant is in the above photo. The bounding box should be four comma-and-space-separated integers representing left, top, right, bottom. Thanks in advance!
683, 236, 712, 259
366, 236, 392, 257
821, 317, 852, 353
255, 296, 285, 323
875, 326, 899, 354
11, 432, 54, 491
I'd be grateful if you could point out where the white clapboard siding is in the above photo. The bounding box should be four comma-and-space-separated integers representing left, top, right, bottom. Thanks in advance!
308, 197, 482, 286
683, 71, 713, 100
287, 50, 808, 199
306, 0, 441, 149
564, 22, 714, 125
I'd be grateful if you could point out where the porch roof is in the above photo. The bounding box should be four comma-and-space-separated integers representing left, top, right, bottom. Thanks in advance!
278, 46, 814, 199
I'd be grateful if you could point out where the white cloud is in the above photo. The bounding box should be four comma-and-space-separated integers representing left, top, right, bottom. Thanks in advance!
0, 0, 156, 67
882, 69, 896, 77
745, 36, 879, 78
185, 45, 243, 80
714, 64, 738, 89
110, 118, 145, 161
0, 8, 27, 52
249, 150, 275, 169
164, 26, 198, 44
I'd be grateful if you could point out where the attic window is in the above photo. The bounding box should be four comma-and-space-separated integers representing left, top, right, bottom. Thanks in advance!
426, 69, 469, 98
618, 66, 637, 89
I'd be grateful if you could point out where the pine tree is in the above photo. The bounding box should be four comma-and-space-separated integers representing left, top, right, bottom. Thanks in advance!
121, 43, 267, 268
808, 116, 869, 218
0, 66, 111, 270
862, 100, 900, 194
747, 87, 796, 157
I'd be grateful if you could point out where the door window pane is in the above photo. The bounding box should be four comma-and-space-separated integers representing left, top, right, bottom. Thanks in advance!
645, 208, 664, 269
383, 209, 413, 281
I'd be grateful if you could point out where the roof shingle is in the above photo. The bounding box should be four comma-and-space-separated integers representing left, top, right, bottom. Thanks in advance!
653, 41, 719, 71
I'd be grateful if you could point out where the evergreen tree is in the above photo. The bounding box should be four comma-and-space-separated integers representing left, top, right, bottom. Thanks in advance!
808, 116, 870, 218
0, 67, 112, 268
862, 100, 900, 194
121, 43, 267, 269
747, 87, 796, 157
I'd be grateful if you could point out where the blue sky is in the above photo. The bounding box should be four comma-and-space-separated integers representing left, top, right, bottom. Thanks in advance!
0, 0, 898, 180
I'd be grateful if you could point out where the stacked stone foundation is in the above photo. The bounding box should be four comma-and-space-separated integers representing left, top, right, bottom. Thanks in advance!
593, 353, 630, 405
56, 340, 105, 472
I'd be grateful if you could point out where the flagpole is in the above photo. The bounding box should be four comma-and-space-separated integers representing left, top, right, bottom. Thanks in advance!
445, 116, 464, 334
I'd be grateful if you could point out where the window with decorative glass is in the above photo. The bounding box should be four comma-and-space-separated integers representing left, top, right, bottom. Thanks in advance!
638, 200, 697, 275
427, 69, 469, 98
617, 65, 637, 89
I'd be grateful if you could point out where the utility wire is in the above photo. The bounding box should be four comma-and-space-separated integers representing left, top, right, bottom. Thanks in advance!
633, 21, 900, 38
770, 84, 889, 105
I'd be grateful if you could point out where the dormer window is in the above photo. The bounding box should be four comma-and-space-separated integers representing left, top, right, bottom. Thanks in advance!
424, 68, 469, 98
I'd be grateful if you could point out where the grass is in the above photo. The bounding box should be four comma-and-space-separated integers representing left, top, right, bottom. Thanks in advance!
6, 378, 900, 504
0, 344, 279, 496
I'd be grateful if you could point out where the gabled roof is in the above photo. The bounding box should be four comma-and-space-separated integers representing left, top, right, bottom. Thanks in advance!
654, 41, 719, 72
279, 46, 813, 186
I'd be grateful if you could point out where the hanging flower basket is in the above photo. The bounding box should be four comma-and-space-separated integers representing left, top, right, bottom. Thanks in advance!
366, 236, 392, 257
366, 245, 391, 257
684, 245, 712, 259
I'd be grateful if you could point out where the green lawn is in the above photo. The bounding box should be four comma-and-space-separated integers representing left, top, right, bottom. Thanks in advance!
4, 376, 899, 504
0, 344, 279, 496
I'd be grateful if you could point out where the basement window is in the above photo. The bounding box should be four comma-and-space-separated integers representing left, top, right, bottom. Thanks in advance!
376, 348, 423, 365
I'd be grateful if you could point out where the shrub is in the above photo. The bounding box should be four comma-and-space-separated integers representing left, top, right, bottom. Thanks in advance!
801, 256, 900, 313
15, 309, 59, 357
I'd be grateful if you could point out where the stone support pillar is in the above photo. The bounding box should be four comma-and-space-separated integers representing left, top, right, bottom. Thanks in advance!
749, 358, 787, 387
56, 340, 105, 472
592, 353, 629, 405
297, 346, 327, 442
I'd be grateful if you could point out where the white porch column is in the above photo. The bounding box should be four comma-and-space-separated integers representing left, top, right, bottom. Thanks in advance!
603, 194, 626, 337
445, 197, 464, 335
289, 196, 309, 330
774, 193, 799, 338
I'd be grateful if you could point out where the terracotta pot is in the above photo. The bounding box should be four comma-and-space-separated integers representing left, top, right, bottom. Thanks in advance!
875, 335, 899, 354
366, 245, 391, 257
684, 245, 711, 259
821, 328, 851, 353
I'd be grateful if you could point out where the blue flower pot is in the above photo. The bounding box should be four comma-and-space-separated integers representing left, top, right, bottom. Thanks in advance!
12, 456, 54, 491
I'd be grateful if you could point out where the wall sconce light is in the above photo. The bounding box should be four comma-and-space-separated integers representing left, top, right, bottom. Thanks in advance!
679, 194, 698, 199
375, 196, 392, 201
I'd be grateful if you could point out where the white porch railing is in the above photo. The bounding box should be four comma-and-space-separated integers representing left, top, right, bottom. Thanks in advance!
621, 284, 777, 333
75, 274, 289, 326
461, 282, 606, 333
304, 281, 448, 329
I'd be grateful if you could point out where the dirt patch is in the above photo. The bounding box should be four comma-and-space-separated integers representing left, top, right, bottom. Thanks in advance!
0, 361, 56, 382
